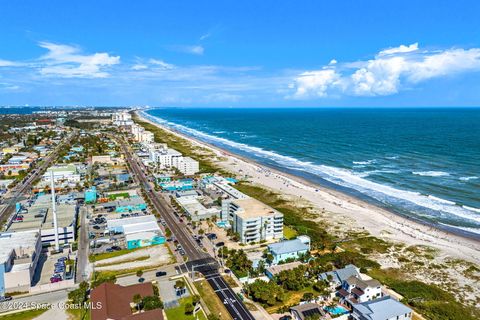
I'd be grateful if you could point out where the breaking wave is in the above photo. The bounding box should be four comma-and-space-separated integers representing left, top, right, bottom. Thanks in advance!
412, 171, 450, 177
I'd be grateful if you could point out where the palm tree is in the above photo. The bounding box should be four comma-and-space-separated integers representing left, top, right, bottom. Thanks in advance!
133, 294, 142, 310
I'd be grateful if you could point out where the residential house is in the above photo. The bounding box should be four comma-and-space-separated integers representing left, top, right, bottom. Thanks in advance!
290, 303, 326, 320
351, 296, 412, 320
267, 236, 311, 265
318, 264, 361, 288
338, 276, 382, 306
91, 282, 164, 320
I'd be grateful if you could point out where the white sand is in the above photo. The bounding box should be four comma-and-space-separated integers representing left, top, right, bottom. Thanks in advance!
137, 112, 480, 266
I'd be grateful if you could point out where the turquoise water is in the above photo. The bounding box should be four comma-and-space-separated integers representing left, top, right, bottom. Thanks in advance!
324, 305, 349, 315
144, 108, 480, 238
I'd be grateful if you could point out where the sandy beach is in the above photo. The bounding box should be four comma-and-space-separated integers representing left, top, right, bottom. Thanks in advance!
137, 112, 480, 267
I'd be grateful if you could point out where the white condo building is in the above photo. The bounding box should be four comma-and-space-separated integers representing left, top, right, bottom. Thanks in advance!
175, 157, 199, 175
225, 197, 284, 243
112, 112, 134, 126
150, 148, 182, 169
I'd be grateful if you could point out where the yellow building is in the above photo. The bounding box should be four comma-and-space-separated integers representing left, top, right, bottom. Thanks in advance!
2, 147, 20, 154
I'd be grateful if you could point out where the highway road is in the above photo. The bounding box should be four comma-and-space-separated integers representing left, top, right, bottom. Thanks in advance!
118, 137, 255, 320
0, 131, 77, 224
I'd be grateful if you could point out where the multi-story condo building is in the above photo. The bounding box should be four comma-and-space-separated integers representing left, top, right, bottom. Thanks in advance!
226, 198, 283, 243
175, 157, 199, 175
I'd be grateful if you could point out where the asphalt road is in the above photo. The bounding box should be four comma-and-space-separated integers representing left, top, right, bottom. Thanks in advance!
76, 206, 89, 283
0, 289, 68, 313
118, 137, 255, 320
0, 131, 77, 224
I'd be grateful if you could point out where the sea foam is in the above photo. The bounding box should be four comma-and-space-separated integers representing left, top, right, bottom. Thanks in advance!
412, 171, 450, 177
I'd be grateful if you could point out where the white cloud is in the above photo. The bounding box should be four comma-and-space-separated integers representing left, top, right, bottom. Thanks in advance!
378, 43, 419, 56
203, 92, 241, 102
291, 69, 341, 98
132, 64, 148, 71
199, 32, 211, 41
38, 42, 120, 78
148, 59, 175, 70
0, 59, 24, 67
168, 45, 205, 55
290, 44, 480, 98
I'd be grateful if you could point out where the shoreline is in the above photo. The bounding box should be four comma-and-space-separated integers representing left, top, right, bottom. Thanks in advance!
136, 111, 480, 265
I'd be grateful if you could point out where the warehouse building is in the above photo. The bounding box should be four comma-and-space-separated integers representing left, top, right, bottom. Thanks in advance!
0, 230, 42, 296
8, 194, 77, 246
106, 215, 164, 249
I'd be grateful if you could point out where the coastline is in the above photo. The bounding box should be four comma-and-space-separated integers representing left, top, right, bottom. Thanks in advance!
136, 111, 480, 265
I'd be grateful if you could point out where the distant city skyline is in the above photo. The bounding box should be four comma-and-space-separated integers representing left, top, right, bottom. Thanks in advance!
1, 1, 480, 107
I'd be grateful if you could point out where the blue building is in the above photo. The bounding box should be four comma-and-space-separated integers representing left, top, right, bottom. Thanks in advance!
85, 187, 97, 204
267, 236, 310, 265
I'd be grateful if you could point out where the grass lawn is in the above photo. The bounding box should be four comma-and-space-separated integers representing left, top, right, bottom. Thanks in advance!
67, 304, 91, 320
89, 247, 144, 262
0, 308, 49, 320
165, 298, 207, 320
194, 280, 232, 320
223, 275, 239, 288
96, 255, 150, 267
283, 225, 298, 240
107, 192, 130, 200
265, 287, 317, 314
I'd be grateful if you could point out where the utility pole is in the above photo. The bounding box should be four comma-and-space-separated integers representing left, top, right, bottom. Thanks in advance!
50, 170, 60, 252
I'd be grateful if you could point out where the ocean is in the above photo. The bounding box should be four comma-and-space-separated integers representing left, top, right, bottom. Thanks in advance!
145, 108, 480, 238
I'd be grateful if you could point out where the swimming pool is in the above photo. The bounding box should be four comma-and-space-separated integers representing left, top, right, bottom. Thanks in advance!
324, 305, 349, 315
216, 221, 230, 228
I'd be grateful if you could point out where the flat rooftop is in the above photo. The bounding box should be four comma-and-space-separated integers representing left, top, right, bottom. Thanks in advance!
8, 194, 76, 233
213, 181, 248, 200
232, 197, 280, 219
0, 230, 39, 264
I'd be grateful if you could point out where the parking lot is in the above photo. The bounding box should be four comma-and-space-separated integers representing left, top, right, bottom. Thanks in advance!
33, 250, 74, 286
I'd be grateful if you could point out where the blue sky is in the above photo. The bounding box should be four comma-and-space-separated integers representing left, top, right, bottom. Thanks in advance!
1, 0, 480, 107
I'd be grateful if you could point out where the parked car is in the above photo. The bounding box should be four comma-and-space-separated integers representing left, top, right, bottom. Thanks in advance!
215, 242, 225, 247
156, 271, 167, 277
111, 246, 122, 251
105, 248, 114, 253
138, 277, 145, 283
50, 277, 61, 283
0, 296, 12, 302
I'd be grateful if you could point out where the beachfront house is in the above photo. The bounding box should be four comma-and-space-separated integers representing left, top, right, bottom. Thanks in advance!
290, 303, 326, 320
318, 264, 361, 288
351, 296, 412, 320
267, 235, 311, 265
338, 276, 382, 306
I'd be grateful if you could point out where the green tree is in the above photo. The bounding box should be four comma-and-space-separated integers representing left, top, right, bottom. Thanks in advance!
192, 294, 200, 305
136, 270, 144, 278
142, 295, 163, 310
175, 279, 186, 289
68, 281, 89, 305
302, 292, 314, 302
133, 294, 143, 309
184, 302, 194, 314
